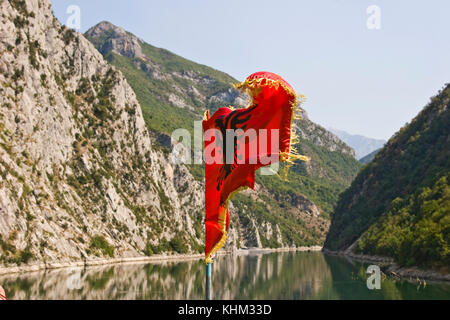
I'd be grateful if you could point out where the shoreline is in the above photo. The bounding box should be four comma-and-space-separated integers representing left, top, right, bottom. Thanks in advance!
0, 246, 322, 276
322, 248, 450, 283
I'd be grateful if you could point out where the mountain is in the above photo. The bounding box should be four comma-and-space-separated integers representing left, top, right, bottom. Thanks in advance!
328, 128, 386, 160
359, 148, 380, 164
324, 85, 450, 270
0, 0, 209, 266
0, 0, 362, 269
85, 21, 362, 245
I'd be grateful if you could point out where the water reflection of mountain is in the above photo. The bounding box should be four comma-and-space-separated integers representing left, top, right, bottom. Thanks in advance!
0, 252, 448, 300
0, 252, 333, 300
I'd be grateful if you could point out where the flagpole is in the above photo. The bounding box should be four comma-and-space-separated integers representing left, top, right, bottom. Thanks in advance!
205, 262, 212, 300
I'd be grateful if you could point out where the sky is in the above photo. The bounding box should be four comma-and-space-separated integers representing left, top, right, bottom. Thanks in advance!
51, 0, 450, 140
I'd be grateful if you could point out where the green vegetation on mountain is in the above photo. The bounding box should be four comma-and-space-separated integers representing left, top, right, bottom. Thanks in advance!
356, 173, 449, 269
138, 40, 235, 92
105, 52, 196, 135
325, 84, 450, 269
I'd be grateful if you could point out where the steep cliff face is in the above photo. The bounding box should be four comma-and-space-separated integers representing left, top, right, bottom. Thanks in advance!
0, 0, 206, 267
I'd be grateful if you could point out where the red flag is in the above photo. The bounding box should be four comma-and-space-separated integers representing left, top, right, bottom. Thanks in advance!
203, 71, 309, 263
0, 285, 6, 300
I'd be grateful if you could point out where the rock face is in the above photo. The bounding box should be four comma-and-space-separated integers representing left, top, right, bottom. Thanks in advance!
86, 21, 143, 60
0, 0, 205, 266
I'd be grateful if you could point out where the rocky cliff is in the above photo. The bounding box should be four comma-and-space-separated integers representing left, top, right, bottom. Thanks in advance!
0, 0, 207, 267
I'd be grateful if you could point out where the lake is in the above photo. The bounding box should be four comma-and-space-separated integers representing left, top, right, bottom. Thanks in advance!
0, 251, 449, 300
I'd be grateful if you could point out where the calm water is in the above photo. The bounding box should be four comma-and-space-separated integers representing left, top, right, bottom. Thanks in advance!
0, 252, 449, 300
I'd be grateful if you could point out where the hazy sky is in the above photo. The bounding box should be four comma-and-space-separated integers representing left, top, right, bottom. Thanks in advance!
51, 0, 450, 140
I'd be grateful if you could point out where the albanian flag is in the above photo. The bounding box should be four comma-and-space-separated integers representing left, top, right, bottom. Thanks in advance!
203, 71, 309, 263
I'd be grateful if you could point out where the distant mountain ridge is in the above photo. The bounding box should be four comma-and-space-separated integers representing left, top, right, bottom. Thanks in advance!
328, 128, 386, 159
